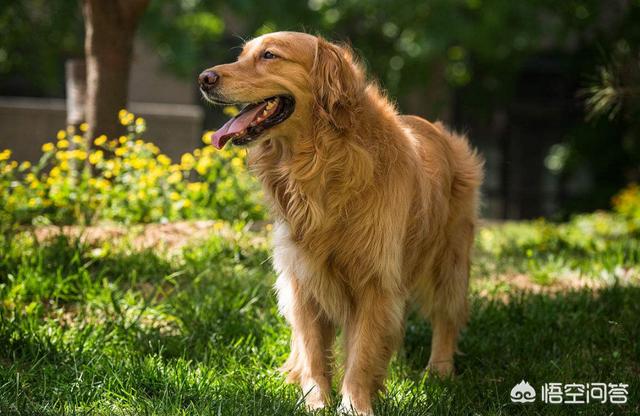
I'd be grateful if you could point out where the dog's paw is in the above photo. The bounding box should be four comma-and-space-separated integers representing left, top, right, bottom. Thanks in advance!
305, 398, 325, 412
302, 380, 328, 412
426, 360, 454, 378
338, 394, 374, 416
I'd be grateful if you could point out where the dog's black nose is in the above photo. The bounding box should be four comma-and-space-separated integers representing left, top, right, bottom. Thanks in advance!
198, 70, 219, 90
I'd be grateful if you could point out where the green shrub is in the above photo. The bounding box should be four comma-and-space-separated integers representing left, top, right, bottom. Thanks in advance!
0, 111, 266, 226
612, 183, 640, 225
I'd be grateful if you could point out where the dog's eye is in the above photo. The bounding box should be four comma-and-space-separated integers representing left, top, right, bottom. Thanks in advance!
262, 50, 277, 60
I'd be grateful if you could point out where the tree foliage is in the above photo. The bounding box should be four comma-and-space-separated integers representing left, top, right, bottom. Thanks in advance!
0, 1, 83, 96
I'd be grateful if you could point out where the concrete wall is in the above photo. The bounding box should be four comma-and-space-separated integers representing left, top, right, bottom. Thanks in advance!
0, 36, 204, 163
128, 38, 197, 105
0, 97, 203, 162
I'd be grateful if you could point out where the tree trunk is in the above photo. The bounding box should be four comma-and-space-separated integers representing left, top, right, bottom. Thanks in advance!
65, 58, 87, 129
82, 0, 149, 140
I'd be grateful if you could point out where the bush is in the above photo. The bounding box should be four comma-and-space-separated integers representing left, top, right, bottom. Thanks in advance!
0, 110, 266, 227
612, 183, 640, 225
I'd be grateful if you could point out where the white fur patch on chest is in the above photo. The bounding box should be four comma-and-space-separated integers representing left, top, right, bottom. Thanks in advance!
272, 221, 352, 324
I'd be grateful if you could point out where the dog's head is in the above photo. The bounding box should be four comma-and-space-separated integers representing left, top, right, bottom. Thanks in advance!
199, 31, 365, 149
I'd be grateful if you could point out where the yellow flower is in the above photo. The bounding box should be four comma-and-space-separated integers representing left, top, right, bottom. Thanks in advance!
89, 150, 104, 165
201, 131, 213, 145
169, 191, 181, 201
79, 122, 89, 132
71, 150, 87, 160
135, 117, 145, 126
94, 135, 107, 146
19, 161, 31, 170
28, 198, 38, 208
118, 109, 128, 119
72, 135, 84, 144
145, 143, 159, 154
182, 199, 192, 208
223, 106, 240, 117
96, 179, 110, 190
180, 153, 196, 170
231, 157, 243, 169
118, 135, 128, 144
42, 143, 54, 152
56, 130, 66, 140
115, 147, 127, 157
57, 139, 69, 149
0, 149, 11, 161
120, 113, 134, 125
131, 158, 146, 170
202, 146, 214, 157
157, 154, 171, 166
167, 171, 182, 184
187, 182, 204, 193
50, 166, 61, 177
60, 160, 69, 170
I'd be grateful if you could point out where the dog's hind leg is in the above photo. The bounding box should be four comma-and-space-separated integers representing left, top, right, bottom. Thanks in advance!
425, 219, 473, 377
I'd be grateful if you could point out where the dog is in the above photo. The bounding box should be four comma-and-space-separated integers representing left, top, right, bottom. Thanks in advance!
198, 31, 483, 415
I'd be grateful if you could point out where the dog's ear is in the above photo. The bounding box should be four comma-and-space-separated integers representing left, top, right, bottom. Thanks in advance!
312, 38, 364, 131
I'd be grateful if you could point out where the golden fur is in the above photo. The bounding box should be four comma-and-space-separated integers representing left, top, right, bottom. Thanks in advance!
203, 31, 484, 415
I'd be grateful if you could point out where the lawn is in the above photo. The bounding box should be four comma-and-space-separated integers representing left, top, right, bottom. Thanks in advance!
0, 215, 638, 415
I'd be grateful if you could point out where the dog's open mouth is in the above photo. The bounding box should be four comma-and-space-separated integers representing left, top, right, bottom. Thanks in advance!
211, 96, 295, 149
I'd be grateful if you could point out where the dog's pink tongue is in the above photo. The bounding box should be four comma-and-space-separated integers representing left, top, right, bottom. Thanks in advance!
212, 102, 268, 149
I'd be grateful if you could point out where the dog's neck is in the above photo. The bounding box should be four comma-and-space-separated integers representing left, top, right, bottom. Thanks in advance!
248, 85, 402, 246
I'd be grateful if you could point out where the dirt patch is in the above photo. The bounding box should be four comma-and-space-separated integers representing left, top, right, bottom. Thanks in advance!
30, 221, 638, 300
33, 220, 234, 252
474, 267, 639, 301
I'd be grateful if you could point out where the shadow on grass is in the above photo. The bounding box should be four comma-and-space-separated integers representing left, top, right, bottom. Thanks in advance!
399, 285, 640, 415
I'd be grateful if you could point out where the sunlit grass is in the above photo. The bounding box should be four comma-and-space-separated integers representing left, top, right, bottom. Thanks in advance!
1, 217, 639, 415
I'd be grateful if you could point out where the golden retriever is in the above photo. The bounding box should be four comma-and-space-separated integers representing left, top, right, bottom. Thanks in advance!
198, 31, 483, 415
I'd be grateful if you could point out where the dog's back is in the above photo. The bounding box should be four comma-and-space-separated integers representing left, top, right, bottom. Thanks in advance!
400, 114, 483, 222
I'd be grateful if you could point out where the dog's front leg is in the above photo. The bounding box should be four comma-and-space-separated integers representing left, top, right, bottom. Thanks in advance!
276, 274, 334, 410
340, 285, 405, 415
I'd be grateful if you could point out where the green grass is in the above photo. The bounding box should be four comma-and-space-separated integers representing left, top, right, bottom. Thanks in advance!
0, 216, 639, 415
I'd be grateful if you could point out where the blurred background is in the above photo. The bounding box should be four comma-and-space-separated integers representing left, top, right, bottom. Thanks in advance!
1, 0, 639, 219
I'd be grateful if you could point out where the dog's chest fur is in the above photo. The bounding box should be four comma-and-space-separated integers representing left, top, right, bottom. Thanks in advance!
272, 219, 361, 324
